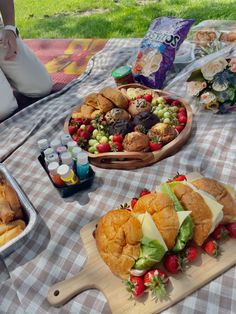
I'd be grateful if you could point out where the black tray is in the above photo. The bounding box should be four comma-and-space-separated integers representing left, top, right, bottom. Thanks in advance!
38, 155, 95, 198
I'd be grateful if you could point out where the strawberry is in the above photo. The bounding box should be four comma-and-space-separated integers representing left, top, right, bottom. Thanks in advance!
163, 96, 173, 105
144, 269, 169, 300
96, 143, 111, 153
175, 125, 185, 133
178, 115, 187, 124
163, 254, 183, 274
185, 245, 198, 263
131, 198, 138, 209
72, 134, 79, 142
139, 189, 151, 197
178, 107, 187, 114
85, 125, 94, 134
125, 275, 145, 298
211, 224, 229, 241
79, 130, 91, 140
110, 141, 123, 152
112, 135, 123, 143
167, 173, 187, 183
143, 94, 153, 102
68, 125, 78, 135
225, 222, 236, 238
149, 137, 162, 151
202, 240, 221, 257
171, 100, 181, 107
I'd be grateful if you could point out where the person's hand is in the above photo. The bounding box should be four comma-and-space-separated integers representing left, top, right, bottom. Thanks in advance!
2, 30, 17, 61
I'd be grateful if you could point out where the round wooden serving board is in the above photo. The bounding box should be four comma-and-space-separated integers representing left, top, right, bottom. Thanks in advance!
47, 219, 236, 313
64, 84, 193, 170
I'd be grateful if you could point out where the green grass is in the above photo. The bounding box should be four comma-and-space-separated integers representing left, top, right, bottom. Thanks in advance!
15, 0, 236, 39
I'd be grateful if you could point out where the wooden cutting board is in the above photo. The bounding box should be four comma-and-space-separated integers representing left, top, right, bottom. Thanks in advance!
47, 219, 236, 313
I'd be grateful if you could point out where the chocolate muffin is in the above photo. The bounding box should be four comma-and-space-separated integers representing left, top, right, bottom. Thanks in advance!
108, 120, 134, 136
133, 112, 160, 131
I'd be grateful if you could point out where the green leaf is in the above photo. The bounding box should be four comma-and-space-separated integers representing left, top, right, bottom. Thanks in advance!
172, 216, 194, 252
134, 236, 165, 270
187, 69, 204, 82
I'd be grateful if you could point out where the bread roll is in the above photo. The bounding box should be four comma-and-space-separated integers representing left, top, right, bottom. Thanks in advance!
132, 192, 179, 249
0, 199, 15, 224
0, 225, 23, 247
101, 87, 129, 109
191, 178, 236, 224
4, 184, 23, 219
173, 184, 212, 246
96, 209, 142, 279
0, 219, 26, 236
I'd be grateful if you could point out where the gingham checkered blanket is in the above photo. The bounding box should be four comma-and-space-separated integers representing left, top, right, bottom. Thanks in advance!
0, 38, 235, 314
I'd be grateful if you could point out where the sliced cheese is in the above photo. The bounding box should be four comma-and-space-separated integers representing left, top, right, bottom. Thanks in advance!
176, 211, 192, 230
186, 172, 203, 182
183, 181, 224, 234
223, 183, 236, 199
136, 212, 168, 252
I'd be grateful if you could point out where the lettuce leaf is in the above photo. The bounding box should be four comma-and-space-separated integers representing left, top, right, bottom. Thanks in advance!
134, 236, 166, 270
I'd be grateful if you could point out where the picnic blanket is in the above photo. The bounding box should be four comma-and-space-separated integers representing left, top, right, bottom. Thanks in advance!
0, 38, 236, 314
25, 38, 108, 92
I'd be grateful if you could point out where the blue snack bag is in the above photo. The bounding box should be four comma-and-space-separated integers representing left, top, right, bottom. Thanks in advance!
132, 17, 194, 89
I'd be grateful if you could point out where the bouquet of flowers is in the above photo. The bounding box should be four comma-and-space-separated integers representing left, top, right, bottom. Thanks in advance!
186, 57, 236, 113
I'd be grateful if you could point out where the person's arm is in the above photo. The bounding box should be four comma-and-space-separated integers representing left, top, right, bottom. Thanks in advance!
0, 0, 15, 26
0, 0, 17, 61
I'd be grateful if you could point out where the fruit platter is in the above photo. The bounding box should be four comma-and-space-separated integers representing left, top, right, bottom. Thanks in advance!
48, 172, 236, 313
64, 84, 193, 170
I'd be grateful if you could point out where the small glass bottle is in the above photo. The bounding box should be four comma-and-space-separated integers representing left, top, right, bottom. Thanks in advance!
72, 146, 82, 161
60, 151, 74, 169
57, 164, 79, 186
50, 138, 62, 151
61, 133, 72, 146
76, 152, 89, 180
56, 146, 68, 162
45, 153, 59, 166
67, 141, 78, 153
44, 147, 54, 158
38, 138, 49, 153
48, 162, 65, 187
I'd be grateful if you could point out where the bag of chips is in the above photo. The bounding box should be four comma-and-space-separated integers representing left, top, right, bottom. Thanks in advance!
132, 16, 194, 89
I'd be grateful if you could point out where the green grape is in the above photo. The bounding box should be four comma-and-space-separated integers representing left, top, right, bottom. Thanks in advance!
163, 118, 171, 124
100, 136, 108, 144
88, 139, 99, 146
163, 111, 171, 118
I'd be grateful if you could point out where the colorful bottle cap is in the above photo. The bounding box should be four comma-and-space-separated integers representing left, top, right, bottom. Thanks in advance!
61, 133, 71, 146
67, 141, 78, 152
48, 161, 60, 174
77, 152, 88, 165
44, 147, 54, 157
112, 65, 132, 78
56, 146, 67, 155
60, 151, 73, 165
72, 147, 82, 159
46, 153, 59, 164
38, 138, 49, 152
57, 164, 70, 178
50, 139, 62, 151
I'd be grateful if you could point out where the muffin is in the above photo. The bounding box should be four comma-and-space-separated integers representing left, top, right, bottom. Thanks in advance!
123, 131, 150, 152
148, 123, 177, 144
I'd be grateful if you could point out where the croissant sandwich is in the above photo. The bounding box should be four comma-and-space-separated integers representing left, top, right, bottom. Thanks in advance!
95, 173, 236, 279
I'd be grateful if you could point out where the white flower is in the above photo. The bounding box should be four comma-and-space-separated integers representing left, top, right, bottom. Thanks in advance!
201, 57, 228, 80
199, 91, 217, 105
187, 81, 207, 96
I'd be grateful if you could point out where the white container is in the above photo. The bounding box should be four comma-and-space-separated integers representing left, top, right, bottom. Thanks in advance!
71, 147, 82, 159
67, 141, 77, 153
0, 164, 37, 258
37, 138, 49, 152
61, 133, 72, 146
50, 139, 62, 151
60, 152, 73, 167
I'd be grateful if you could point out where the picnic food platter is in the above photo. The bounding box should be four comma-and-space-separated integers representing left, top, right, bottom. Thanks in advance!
64, 84, 193, 170
47, 220, 236, 313
48, 173, 236, 313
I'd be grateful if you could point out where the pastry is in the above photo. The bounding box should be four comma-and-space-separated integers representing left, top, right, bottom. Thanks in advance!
133, 112, 160, 131
128, 99, 151, 117
123, 132, 149, 152
173, 184, 213, 246
97, 94, 114, 113
96, 209, 142, 279
108, 120, 133, 137
84, 93, 99, 109
191, 178, 236, 224
80, 104, 94, 119
105, 108, 130, 123
101, 87, 129, 109
148, 123, 177, 144
132, 192, 179, 249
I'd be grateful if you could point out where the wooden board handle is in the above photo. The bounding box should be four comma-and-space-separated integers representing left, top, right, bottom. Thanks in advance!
47, 266, 96, 307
